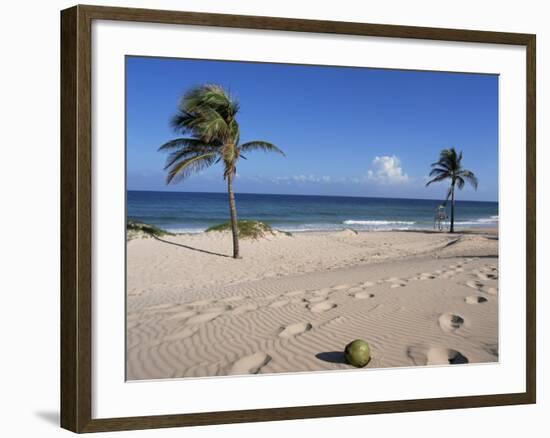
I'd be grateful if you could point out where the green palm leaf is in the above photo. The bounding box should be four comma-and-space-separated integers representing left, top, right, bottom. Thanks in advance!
165, 153, 216, 184
239, 141, 286, 156
158, 137, 210, 151
458, 169, 478, 189
426, 173, 450, 186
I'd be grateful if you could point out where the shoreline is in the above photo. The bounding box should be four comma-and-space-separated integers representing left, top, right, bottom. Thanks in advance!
138, 225, 499, 237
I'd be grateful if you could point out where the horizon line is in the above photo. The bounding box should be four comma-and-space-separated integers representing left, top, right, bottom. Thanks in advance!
126, 188, 498, 204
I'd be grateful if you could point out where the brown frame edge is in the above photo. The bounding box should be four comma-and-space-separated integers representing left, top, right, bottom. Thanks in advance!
60, 4, 536, 433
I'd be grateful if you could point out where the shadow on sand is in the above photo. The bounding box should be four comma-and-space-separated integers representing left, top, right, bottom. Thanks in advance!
153, 236, 230, 258
315, 351, 347, 365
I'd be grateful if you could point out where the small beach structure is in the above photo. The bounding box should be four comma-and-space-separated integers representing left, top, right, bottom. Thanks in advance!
434, 205, 448, 231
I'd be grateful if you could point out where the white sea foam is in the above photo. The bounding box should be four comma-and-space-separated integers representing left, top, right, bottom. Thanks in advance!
454, 215, 499, 226
166, 228, 206, 234
343, 220, 416, 226
165, 215, 498, 234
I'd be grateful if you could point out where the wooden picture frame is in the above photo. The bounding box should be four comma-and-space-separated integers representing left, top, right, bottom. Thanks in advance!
61, 4, 536, 433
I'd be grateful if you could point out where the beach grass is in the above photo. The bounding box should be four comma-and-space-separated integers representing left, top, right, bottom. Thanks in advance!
127, 220, 173, 239
206, 220, 276, 239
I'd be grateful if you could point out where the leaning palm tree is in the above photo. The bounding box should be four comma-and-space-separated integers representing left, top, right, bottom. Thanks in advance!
158, 84, 285, 258
426, 148, 478, 233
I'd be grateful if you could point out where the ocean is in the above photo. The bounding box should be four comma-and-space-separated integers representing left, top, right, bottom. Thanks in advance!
127, 191, 498, 234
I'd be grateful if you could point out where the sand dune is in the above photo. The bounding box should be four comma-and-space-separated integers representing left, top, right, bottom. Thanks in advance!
126, 229, 498, 380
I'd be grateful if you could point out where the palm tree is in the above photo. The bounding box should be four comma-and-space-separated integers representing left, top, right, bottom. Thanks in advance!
426, 148, 478, 233
158, 84, 285, 258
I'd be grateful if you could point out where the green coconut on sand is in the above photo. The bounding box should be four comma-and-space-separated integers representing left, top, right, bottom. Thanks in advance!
345, 339, 371, 367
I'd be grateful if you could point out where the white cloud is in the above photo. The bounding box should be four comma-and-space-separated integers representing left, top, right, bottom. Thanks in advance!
256, 160, 409, 187
366, 155, 409, 184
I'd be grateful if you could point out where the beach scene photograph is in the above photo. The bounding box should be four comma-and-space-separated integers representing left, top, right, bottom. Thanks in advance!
126, 56, 499, 380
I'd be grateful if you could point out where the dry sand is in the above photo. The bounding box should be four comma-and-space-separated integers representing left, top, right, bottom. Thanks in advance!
126, 228, 498, 380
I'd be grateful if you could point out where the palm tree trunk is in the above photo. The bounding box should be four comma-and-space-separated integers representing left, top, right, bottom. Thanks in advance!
450, 182, 455, 233
227, 172, 240, 258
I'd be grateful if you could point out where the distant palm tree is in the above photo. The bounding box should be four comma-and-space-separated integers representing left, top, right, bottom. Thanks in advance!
159, 84, 285, 258
426, 148, 478, 233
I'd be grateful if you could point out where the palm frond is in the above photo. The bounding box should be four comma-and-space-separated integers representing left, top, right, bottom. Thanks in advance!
430, 160, 450, 169
229, 120, 240, 145
163, 143, 217, 170
158, 137, 209, 151
182, 84, 238, 123
426, 173, 450, 187
429, 167, 450, 177
239, 141, 286, 156
170, 111, 200, 134
196, 115, 230, 142
458, 169, 478, 189
165, 153, 216, 184
431, 148, 460, 171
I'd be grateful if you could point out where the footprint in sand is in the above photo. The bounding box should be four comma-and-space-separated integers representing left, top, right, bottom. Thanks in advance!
438, 313, 465, 332
187, 299, 212, 308
485, 287, 498, 295
353, 291, 375, 299
466, 280, 484, 290
203, 305, 231, 313
390, 282, 407, 288
407, 346, 469, 366
186, 311, 223, 325
144, 303, 175, 311
220, 295, 245, 303
285, 290, 306, 297
331, 284, 351, 291
465, 296, 488, 304
477, 272, 498, 281
269, 299, 289, 308
306, 296, 328, 304
361, 281, 375, 288
164, 326, 199, 342
278, 322, 313, 338
228, 352, 272, 375
308, 301, 337, 313
232, 303, 258, 315
167, 310, 197, 321
419, 273, 436, 280
438, 271, 455, 279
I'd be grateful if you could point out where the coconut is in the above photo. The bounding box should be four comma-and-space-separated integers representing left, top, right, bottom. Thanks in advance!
345, 339, 371, 367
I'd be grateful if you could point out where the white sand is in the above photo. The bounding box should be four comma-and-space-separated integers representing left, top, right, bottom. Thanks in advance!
126, 229, 498, 380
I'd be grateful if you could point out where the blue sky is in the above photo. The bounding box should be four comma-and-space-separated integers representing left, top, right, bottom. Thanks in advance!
126, 56, 498, 202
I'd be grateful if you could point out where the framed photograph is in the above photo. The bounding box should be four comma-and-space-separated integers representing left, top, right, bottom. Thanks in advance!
60, 4, 536, 433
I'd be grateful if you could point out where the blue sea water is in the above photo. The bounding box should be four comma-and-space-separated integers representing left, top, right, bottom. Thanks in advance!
127, 191, 498, 234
